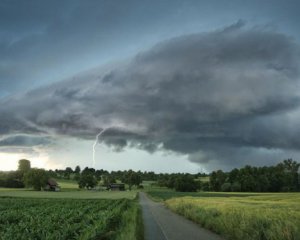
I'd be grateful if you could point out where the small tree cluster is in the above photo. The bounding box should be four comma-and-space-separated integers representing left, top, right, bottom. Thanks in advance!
24, 168, 49, 191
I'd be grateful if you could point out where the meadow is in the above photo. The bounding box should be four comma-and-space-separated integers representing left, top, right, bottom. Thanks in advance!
158, 191, 300, 240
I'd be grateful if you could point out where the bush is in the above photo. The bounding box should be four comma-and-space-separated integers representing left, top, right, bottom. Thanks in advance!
174, 175, 198, 192
221, 182, 231, 192
231, 182, 241, 192
201, 182, 210, 191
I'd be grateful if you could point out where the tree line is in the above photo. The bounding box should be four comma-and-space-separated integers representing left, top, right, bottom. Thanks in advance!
209, 159, 300, 192
0, 159, 299, 192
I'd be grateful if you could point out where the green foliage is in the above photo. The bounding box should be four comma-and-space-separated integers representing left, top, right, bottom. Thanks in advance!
77, 167, 97, 189
102, 175, 116, 187
0, 171, 24, 188
23, 168, 49, 191
78, 173, 97, 189
123, 170, 142, 190
220, 182, 231, 192
231, 182, 241, 192
210, 170, 226, 191
174, 174, 198, 192
210, 159, 300, 192
64, 167, 73, 179
0, 197, 143, 240
74, 165, 81, 174
17, 159, 31, 173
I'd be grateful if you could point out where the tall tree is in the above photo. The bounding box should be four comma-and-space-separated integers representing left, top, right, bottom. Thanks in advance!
17, 159, 31, 181
18, 159, 31, 173
74, 165, 81, 174
124, 170, 142, 190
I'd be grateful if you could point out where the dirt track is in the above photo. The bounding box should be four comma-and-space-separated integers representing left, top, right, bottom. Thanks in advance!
139, 192, 224, 240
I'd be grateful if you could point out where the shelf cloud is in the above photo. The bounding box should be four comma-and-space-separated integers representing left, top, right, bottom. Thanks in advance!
1, 23, 300, 168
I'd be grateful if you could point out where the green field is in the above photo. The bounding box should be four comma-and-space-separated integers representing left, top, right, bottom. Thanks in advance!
56, 178, 79, 189
0, 197, 142, 240
163, 192, 300, 240
147, 188, 258, 201
0, 188, 137, 199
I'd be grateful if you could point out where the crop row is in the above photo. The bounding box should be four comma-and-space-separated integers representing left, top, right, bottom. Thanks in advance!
0, 197, 134, 240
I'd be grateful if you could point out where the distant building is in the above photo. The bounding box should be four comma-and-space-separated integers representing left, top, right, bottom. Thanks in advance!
44, 179, 60, 192
108, 183, 125, 191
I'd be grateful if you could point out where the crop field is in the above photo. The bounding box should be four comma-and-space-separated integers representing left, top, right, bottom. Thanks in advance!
0, 188, 137, 199
0, 197, 142, 240
147, 189, 257, 201
165, 193, 300, 240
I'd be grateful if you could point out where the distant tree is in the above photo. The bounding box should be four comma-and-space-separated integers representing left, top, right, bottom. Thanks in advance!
77, 167, 97, 189
24, 168, 49, 191
78, 174, 97, 189
210, 170, 227, 191
231, 182, 241, 192
221, 182, 231, 192
17, 159, 31, 181
174, 174, 198, 192
280, 159, 300, 191
18, 159, 31, 173
74, 166, 81, 174
124, 170, 142, 190
102, 175, 116, 187
201, 181, 210, 191
82, 167, 95, 175
0, 171, 24, 188
64, 167, 73, 179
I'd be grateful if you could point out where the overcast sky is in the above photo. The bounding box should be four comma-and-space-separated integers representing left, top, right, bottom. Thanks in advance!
1, 0, 300, 172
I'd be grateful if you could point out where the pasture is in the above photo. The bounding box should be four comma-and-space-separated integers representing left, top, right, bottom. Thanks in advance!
164, 192, 300, 240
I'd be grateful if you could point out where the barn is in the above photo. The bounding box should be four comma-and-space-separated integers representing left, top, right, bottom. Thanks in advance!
44, 179, 60, 192
108, 183, 125, 191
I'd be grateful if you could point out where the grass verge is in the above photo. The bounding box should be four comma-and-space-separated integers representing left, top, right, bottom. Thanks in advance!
116, 193, 144, 240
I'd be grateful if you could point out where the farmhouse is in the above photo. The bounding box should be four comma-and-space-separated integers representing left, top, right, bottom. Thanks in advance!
108, 183, 125, 191
44, 179, 61, 192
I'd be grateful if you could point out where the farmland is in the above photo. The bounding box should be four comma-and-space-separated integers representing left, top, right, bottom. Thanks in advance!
0, 188, 137, 199
146, 188, 257, 201
162, 192, 300, 240
0, 197, 142, 240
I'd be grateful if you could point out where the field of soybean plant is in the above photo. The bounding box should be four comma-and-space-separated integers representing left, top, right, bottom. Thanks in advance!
164, 192, 300, 240
0, 197, 143, 240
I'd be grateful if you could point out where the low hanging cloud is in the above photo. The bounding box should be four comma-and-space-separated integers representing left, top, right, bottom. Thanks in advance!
1, 23, 300, 169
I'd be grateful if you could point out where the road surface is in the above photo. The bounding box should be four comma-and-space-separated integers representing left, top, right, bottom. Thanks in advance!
139, 192, 224, 240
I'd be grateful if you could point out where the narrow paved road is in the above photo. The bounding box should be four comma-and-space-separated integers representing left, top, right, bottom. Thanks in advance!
139, 192, 224, 240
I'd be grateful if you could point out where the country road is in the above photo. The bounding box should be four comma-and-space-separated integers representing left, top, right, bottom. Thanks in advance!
139, 192, 224, 240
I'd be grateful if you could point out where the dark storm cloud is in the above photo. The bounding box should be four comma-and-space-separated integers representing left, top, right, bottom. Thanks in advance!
1, 24, 300, 168
0, 134, 51, 147
2, 0, 300, 99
